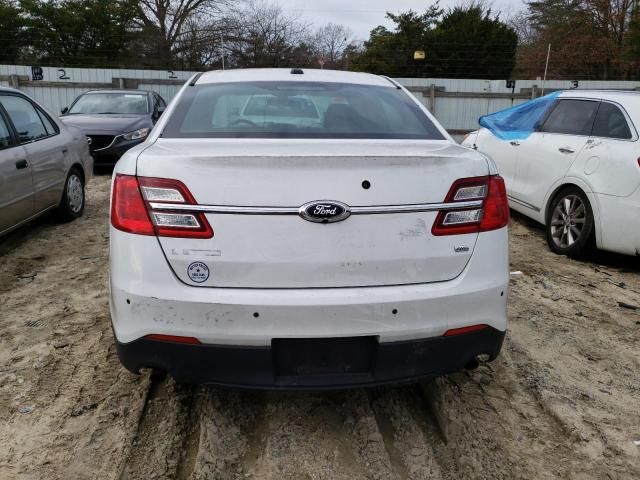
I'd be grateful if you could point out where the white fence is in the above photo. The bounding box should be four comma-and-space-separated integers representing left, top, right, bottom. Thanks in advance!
0, 65, 198, 116
2, 65, 640, 136
397, 78, 640, 135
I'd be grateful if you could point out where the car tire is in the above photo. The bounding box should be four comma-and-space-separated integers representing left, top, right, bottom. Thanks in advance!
54, 167, 85, 222
545, 186, 594, 257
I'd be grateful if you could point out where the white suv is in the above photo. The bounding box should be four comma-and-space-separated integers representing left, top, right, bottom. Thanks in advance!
464, 90, 640, 257
109, 69, 509, 389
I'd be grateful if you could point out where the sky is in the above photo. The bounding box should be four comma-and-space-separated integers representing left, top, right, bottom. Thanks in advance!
276, 0, 525, 40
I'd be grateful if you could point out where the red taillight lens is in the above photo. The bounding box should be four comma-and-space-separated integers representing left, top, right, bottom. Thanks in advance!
480, 175, 509, 231
144, 334, 201, 344
111, 174, 213, 239
443, 324, 489, 336
111, 174, 155, 235
432, 175, 509, 236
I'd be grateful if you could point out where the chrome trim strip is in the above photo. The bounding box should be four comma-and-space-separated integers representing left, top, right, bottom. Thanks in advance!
91, 135, 118, 152
507, 195, 540, 212
148, 200, 484, 215
351, 201, 482, 214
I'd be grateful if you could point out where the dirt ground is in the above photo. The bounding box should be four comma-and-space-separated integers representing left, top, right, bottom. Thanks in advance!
0, 174, 639, 480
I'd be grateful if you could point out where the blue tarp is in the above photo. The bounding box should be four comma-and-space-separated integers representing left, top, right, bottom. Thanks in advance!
479, 91, 560, 141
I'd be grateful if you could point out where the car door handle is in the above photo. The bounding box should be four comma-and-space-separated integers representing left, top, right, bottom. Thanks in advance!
558, 147, 575, 154
509, 141, 520, 146
15, 159, 28, 169
62, 147, 68, 154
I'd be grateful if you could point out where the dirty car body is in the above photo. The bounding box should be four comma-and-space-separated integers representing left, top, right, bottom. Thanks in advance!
109, 69, 509, 389
0, 87, 92, 236
463, 90, 640, 257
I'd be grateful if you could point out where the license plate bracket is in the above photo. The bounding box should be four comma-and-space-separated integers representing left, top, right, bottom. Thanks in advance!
272, 336, 377, 378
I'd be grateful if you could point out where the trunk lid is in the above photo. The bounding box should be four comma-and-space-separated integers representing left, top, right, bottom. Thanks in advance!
137, 139, 488, 288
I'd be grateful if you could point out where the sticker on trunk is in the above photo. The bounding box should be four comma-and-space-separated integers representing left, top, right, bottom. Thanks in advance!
187, 262, 209, 283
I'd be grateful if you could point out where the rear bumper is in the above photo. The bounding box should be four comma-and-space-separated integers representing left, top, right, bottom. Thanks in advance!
596, 189, 640, 255
110, 228, 508, 345
116, 327, 505, 390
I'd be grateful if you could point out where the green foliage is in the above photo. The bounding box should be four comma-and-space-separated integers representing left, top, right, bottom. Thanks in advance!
351, 2, 518, 78
429, 6, 518, 78
0, 1, 25, 64
19, 0, 137, 66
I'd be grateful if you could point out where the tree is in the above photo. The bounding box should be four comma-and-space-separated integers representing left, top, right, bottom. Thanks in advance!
516, 0, 638, 80
0, 1, 25, 64
20, 0, 138, 67
130, 0, 230, 68
0, 0, 357, 71
225, 1, 311, 68
429, 4, 518, 78
312, 23, 353, 68
351, 2, 517, 78
351, 6, 443, 76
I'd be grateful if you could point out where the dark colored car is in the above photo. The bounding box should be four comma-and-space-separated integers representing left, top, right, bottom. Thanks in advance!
59, 90, 166, 166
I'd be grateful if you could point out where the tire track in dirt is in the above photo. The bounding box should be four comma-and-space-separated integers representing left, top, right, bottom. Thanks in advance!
369, 387, 441, 479
176, 389, 404, 479
174, 389, 205, 480
0, 175, 152, 480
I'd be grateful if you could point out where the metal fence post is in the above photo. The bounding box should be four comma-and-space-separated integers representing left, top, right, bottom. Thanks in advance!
429, 84, 436, 113
8, 74, 20, 89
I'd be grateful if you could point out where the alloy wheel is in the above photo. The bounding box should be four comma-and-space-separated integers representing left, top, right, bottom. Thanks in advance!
549, 194, 586, 249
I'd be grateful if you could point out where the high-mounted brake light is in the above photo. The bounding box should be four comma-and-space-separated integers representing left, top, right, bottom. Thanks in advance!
111, 174, 213, 238
432, 175, 509, 236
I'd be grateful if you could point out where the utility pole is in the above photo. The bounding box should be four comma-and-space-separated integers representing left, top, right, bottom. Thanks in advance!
541, 43, 551, 95
220, 33, 225, 70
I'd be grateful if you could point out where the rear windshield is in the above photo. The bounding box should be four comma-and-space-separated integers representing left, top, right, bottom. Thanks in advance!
162, 82, 445, 139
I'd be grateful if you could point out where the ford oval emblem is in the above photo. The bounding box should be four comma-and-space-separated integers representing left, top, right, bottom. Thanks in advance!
299, 200, 351, 223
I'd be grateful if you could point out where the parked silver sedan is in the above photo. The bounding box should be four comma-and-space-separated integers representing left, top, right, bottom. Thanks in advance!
0, 88, 93, 236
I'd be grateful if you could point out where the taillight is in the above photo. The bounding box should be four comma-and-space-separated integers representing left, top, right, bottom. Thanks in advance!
432, 175, 509, 236
111, 174, 155, 236
111, 174, 213, 238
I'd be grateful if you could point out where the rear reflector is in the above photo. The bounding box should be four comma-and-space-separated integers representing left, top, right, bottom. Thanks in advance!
432, 175, 509, 236
443, 324, 490, 336
144, 334, 201, 344
111, 174, 213, 238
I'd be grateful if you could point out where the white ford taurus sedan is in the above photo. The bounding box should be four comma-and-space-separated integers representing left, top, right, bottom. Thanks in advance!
109, 68, 509, 389
463, 90, 640, 257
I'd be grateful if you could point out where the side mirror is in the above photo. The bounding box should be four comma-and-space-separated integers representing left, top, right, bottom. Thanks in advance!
61, 106, 68, 115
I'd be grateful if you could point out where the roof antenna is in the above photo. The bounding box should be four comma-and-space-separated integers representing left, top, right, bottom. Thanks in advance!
290, 68, 304, 75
